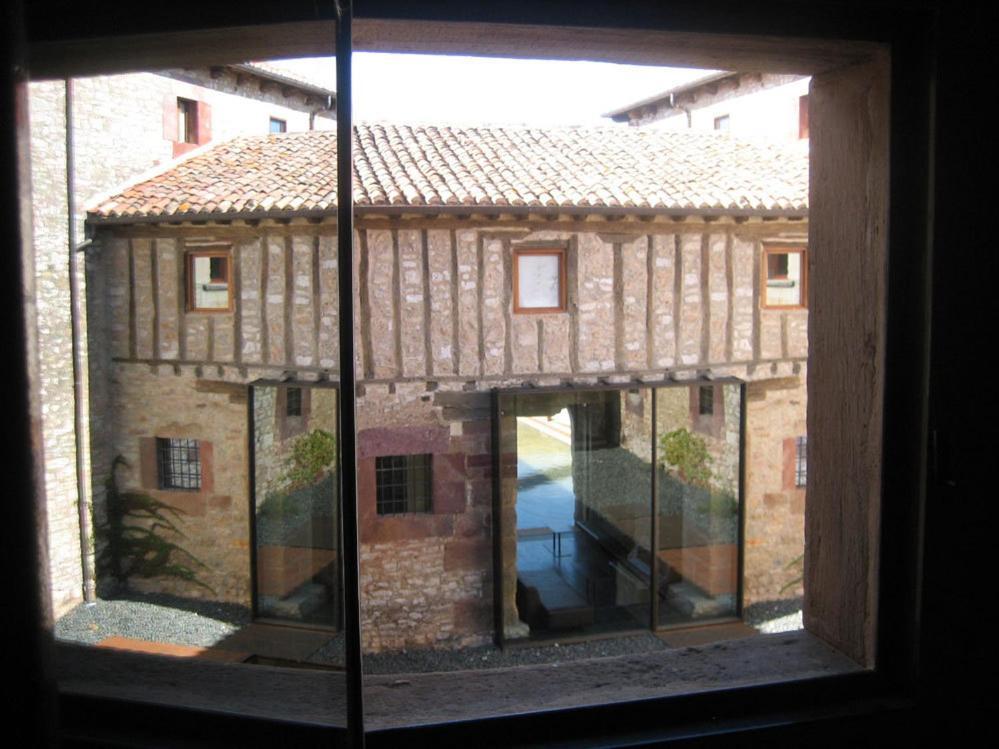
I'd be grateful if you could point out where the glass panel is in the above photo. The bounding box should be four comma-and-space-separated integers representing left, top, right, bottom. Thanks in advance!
252, 384, 341, 628
191, 254, 229, 309
517, 253, 561, 309
655, 383, 743, 626
500, 388, 652, 641
764, 250, 803, 306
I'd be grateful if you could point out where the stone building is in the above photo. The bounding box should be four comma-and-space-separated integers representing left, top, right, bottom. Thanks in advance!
604, 71, 811, 142
29, 63, 335, 617
82, 123, 809, 651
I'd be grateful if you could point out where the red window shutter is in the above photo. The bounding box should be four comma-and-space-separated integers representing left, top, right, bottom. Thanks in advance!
162, 94, 178, 142
196, 100, 212, 144
139, 437, 158, 490
199, 440, 214, 494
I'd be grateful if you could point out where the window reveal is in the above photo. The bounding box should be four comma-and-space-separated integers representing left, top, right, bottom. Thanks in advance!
177, 97, 197, 144
513, 247, 567, 313
375, 454, 432, 515
762, 246, 806, 308
186, 249, 232, 312
156, 438, 202, 491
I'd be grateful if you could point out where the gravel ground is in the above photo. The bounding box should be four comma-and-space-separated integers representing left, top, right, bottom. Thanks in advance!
56, 594, 801, 671
55, 592, 250, 647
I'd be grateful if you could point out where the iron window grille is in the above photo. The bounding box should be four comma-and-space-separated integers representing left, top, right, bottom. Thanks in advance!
699, 385, 715, 415
156, 437, 202, 491
375, 454, 432, 515
286, 386, 303, 417
795, 435, 808, 487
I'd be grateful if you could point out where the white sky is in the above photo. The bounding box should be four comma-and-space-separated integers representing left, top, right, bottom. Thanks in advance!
269, 53, 718, 126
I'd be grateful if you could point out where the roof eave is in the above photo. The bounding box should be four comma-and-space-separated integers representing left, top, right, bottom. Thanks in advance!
87, 203, 808, 228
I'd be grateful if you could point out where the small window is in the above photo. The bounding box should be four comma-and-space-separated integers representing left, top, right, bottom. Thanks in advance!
269, 117, 287, 133
186, 250, 232, 312
375, 454, 432, 515
156, 438, 202, 491
762, 246, 806, 308
795, 435, 808, 487
799, 94, 810, 139
177, 98, 197, 144
713, 114, 730, 131
286, 386, 302, 417
513, 247, 566, 313
698, 385, 714, 415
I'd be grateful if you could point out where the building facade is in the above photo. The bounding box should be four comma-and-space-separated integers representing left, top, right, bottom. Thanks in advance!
29, 63, 335, 616
605, 71, 811, 142
82, 124, 809, 651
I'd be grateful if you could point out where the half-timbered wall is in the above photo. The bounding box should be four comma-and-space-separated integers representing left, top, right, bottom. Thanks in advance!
93, 218, 807, 383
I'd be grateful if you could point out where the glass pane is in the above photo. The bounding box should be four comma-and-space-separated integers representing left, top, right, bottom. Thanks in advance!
764, 251, 803, 306
191, 255, 229, 309
655, 383, 743, 626
500, 388, 652, 641
252, 384, 341, 628
517, 253, 561, 309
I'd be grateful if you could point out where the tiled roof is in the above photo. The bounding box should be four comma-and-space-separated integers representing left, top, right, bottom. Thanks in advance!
88, 124, 808, 221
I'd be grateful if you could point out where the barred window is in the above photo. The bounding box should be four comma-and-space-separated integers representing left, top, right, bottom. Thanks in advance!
156, 438, 202, 491
698, 385, 714, 415
795, 435, 807, 487
375, 454, 432, 515
286, 386, 302, 417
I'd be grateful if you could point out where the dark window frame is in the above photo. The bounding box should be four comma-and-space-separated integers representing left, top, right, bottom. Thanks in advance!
713, 114, 730, 130
269, 116, 287, 133
17, 3, 936, 747
375, 453, 433, 515
512, 246, 567, 314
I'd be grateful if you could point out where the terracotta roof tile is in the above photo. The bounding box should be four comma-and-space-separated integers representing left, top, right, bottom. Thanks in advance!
88, 123, 808, 221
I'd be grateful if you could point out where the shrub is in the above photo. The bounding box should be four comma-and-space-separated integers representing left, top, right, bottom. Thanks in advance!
658, 427, 713, 488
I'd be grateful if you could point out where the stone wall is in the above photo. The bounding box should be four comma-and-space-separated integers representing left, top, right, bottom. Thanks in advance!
31, 68, 336, 616
106, 363, 252, 604
84, 215, 809, 648
743, 370, 808, 606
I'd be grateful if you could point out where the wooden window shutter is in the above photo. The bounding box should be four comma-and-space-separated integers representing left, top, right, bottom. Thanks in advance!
196, 100, 212, 144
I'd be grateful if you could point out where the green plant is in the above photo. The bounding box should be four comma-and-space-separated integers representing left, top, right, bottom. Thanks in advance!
96, 456, 212, 592
658, 427, 713, 488
279, 428, 337, 491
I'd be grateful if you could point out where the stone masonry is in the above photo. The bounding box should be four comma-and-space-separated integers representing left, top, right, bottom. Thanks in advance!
84, 215, 808, 650
30, 68, 333, 616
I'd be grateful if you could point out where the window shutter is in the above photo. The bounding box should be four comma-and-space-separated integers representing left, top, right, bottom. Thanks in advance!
196, 100, 212, 144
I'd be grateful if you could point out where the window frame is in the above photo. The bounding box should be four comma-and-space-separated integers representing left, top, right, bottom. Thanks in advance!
761, 244, 807, 310
15, 2, 937, 747
269, 116, 287, 133
512, 246, 567, 314
185, 247, 233, 313
713, 114, 730, 131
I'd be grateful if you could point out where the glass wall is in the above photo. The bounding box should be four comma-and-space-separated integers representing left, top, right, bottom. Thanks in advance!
655, 383, 743, 626
497, 382, 743, 641
251, 383, 341, 628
